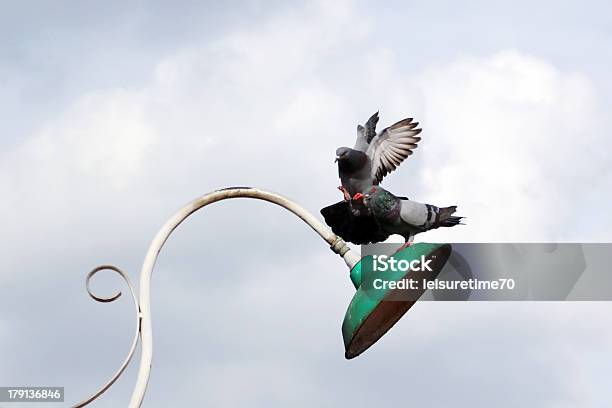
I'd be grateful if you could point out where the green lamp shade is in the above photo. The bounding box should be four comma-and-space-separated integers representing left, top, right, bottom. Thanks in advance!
342, 243, 452, 359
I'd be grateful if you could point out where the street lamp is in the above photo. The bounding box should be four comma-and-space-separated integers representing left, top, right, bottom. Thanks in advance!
75, 187, 451, 407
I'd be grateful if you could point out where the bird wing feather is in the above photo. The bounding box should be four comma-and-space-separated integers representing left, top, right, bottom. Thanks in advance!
354, 112, 380, 151
366, 117, 422, 184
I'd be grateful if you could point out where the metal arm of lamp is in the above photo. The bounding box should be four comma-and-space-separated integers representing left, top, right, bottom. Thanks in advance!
74, 187, 361, 407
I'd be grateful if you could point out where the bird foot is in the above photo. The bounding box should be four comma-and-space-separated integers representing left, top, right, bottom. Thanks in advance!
395, 241, 412, 253
337, 186, 351, 201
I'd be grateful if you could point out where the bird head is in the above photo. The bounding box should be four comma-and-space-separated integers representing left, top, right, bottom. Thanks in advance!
335, 147, 351, 162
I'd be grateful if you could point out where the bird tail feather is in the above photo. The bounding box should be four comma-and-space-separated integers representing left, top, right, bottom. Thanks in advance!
437, 206, 464, 227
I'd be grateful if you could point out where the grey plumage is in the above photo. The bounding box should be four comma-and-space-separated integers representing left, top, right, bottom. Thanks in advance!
324, 111, 463, 244
336, 112, 422, 197
362, 185, 463, 243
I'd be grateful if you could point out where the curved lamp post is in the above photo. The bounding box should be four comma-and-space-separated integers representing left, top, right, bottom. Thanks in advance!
75, 187, 450, 407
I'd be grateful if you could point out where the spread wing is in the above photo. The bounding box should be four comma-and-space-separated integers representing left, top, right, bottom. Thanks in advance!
354, 112, 380, 151
366, 117, 422, 184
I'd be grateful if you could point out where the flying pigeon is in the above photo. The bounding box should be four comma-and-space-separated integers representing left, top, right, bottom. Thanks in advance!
362, 185, 463, 250
335, 112, 422, 201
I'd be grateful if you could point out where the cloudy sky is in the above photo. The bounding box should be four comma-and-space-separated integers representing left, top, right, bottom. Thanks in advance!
1, 0, 611, 406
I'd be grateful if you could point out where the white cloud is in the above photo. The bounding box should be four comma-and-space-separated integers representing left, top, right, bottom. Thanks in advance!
25, 89, 157, 190
413, 50, 608, 242
1, 2, 611, 407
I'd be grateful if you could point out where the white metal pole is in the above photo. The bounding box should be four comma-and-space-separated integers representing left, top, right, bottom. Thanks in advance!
128, 187, 359, 407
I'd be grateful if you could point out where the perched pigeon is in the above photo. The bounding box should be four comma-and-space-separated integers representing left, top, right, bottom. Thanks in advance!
362, 185, 463, 249
335, 112, 422, 200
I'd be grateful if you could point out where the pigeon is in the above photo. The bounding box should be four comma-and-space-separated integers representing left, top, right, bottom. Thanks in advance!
335, 112, 422, 201
321, 191, 412, 245
362, 185, 463, 249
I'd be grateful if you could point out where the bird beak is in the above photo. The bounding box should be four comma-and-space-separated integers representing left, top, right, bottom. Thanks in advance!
334, 157, 339, 162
